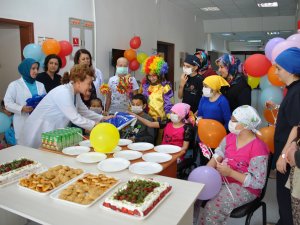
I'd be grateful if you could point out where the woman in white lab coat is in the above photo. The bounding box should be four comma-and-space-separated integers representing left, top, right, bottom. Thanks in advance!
4, 58, 46, 143
19, 64, 112, 149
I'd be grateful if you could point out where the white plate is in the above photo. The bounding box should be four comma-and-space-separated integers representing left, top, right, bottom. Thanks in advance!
118, 139, 133, 146
76, 152, 107, 163
79, 140, 91, 147
129, 162, 163, 175
113, 150, 142, 161
62, 146, 90, 156
142, 152, 172, 163
112, 146, 122, 153
127, 142, 154, 152
97, 158, 130, 172
50, 173, 120, 208
154, 145, 181, 154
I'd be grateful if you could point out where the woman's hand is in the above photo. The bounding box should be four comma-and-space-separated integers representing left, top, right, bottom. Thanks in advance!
22, 106, 33, 113
102, 115, 115, 121
216, 163, 232, 177
265, 100, 278, 110
276, 155, 287, 174
286, 141, 298, 166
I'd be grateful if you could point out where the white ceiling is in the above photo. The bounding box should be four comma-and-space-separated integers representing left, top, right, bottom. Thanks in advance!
168, 0, 298, 46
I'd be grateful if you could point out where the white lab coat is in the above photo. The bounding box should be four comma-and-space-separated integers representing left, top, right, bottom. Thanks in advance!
19, 83, 103, 148
4, 78, 46, 143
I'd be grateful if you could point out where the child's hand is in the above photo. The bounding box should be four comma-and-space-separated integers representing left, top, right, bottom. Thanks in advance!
180, 74, 188, 86
127, 111, 137, 116
216, 163, 232, 177
196, 116, 202, 125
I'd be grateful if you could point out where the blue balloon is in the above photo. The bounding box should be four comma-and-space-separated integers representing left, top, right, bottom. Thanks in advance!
260, 75, 272, 90
260, 86, 283, 108
39, 53, 46, 68
23, 43, 43, 61
0, 112, 11, 133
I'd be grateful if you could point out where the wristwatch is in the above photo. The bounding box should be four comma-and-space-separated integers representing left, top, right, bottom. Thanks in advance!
281, 153, 286, 159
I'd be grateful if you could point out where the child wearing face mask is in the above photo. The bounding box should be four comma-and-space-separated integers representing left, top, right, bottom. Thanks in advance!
89, 98, 103, 114
197, 75, 231, 131
197, 105, 269, 225
121, 94, 155, 144
106, 57, 139, 114
130, 103, 194, 160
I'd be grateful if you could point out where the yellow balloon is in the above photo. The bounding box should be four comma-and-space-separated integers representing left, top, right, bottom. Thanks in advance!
137, 52, 148, 64
90, 123, 120, 153
247, 75, 261, 89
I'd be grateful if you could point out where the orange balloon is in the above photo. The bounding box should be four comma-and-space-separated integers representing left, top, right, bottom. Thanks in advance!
263, 108, 278, 125
124, 49, 136, 61
267, 65, 285, 86
42, 39, 60, 55
258, 126, 275, 153
198, 119, 227, 148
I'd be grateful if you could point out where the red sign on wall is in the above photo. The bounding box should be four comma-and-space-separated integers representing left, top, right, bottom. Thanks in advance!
73, 37, 79, 47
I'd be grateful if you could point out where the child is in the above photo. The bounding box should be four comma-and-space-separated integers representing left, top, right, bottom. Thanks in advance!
197, 105, 269, 225
141, 55, 174, 121
121, 94, 155, 144
90, 98, 103, 114
131, 103, 194, 159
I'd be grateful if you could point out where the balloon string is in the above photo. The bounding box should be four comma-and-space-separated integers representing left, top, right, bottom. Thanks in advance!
270, 109, 277, 125
77, 132, 88, 140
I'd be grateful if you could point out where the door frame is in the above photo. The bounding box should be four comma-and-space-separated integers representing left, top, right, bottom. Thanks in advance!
0, 18, 34, 59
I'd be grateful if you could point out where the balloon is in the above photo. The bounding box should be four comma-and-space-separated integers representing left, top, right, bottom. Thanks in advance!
129, 36, 141, 49
260, 86, 283, 108
59, 40, 73, 56
244, 54, 272, 77
283, 87, 288, 97
263, 108, 278, 125
137, 52, 148, 64
42, 39, 60, 55
23, 43, 43, 61
264, 37, 285, 61
59, 55, 67, 68
271, 40, 300, 62
198, 119, 227, 148
260, 75, 272, 90
38, 53, 46, 68
258, 126, 275, 153
0, 112, 11, 133
267, 65, 285, 87
287, 33, 300, 43
129, 59, 140, 71
90, 123, 120, 153
247, 75, 260, 89
188, 166, 222, 200
124, 49, 136, 61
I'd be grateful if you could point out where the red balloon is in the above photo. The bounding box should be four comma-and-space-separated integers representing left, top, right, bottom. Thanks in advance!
59, 55, 67, 68
244, 54, 272, 77
283, 87, 288, 97
59, 40, 73, 56
129, 36, 141, 49
129, 59, 140, 71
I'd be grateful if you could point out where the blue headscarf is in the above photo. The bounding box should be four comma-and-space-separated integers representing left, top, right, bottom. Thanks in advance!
184, 54, 201, 67
194, 51, 209, 71
18, 58, 39, 84
275, 47, 300, 75
216, 54, 241, 77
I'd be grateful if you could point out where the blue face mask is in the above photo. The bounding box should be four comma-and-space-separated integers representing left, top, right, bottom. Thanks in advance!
116, 66, 128, 75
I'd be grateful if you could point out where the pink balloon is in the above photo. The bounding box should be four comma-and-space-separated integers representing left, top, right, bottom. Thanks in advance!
271, 40, 300, 62
287, 33, 300, 43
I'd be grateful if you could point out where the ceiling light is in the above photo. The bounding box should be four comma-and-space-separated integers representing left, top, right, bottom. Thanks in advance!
201, 7, 220, 11
222, 33, 232, 36
257, 2, 278, 7
281, 30, 292, 33
267, 31, 280, 35
248, 40, 262, 43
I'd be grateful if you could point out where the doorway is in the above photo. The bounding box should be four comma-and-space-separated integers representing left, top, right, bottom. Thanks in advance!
157, 41, 175, 91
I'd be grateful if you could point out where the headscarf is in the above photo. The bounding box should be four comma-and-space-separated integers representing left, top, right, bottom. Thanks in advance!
171, 103, 190, 119
216, 54, 241, 77
141, 55, 168, 76
194, 50, 208, 71
18, 58, 39, 84
203, 75, 229, 92
232, 105, 261, 135
275, 47, 300, 75
184, 54, 201, 67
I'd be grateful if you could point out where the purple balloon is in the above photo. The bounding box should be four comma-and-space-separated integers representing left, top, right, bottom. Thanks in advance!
287, 33, 300, 43
188, 166, 222, 200
264, 37, 285, 61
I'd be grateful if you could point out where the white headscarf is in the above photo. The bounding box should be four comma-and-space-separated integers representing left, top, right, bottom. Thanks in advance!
232, 105, 261, 135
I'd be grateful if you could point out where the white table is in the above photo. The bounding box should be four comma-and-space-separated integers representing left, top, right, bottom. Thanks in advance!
0, 145, 204, 225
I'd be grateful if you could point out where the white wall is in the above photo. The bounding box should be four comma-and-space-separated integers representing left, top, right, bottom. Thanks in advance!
0, 0, 94, 73
0, 24, 21, 100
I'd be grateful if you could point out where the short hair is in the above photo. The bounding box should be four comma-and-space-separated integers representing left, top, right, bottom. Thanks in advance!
43, 54, 62, 73
132, 94, 147, 105
74, 49, 93, 67
61, 64, 95, 84
90, 98, 103, 107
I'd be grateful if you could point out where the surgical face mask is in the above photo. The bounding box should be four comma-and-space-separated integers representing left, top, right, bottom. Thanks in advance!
202, 87, 213, 98
116, 66, 128, 75
183, 67, 192, 75
131, 105, 143, 114
90, 107, 102, 114
170, 113, 180, 123
228, 120, 241, 135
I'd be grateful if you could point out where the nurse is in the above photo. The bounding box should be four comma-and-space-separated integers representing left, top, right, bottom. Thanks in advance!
4, 58, 46, 144
19, 64, 112, 148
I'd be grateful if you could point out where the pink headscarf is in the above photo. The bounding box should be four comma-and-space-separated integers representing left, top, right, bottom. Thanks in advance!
171, 103, 190, 119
